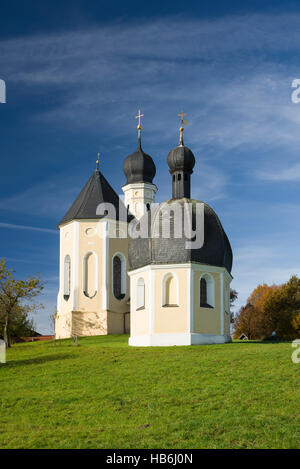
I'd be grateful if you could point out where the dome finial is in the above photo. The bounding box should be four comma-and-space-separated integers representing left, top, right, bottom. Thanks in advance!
96, 152, 100, 170
135, 109, 144, 148
178, 110, 188, 146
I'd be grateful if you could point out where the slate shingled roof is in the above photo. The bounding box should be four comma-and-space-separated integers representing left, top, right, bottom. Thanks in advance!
58, 169, 130, 227
128, 198, 233, 273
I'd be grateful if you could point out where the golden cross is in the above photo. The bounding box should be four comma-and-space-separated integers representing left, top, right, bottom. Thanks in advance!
178, 111, 187, 126
136, 109, 144, 130
178, 111, 187, 145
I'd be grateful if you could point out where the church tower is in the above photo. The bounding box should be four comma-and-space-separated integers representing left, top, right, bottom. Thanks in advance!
128, 113, 233, 346
55, 155, 131, 339
122, 110, 157, 219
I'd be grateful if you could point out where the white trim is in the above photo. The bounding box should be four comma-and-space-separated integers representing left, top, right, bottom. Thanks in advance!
220, 271, 224, 335
224, 281, 229, 313
161, 271, 179, 306
188, 268, 194, 333
63, 254, 71, 298
128, 262, 233, 282
102, 221, 109, 310
149, 269, 155, 334
82, 250, 98, 298
57, 229, 62, 313
129, 332, 232, 347
122, 182, 158, 192
199, 272, 215, 308
136, 277, 145, 310
72, 221, 79, 310
130, 275, 133, 333
112, 251, 127, 299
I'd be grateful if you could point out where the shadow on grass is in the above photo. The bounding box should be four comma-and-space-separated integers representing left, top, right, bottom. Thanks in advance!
4, 353, 77, 368
232, 339, 290, 345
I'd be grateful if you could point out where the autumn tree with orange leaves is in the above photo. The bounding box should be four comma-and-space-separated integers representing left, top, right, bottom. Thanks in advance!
233, 284, 280, 340
234, 276, 300, 340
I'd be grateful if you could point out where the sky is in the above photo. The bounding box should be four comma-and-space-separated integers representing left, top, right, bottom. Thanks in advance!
1, 0, 300, 333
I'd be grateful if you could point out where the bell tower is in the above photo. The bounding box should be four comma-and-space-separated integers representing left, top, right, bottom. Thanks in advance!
122, 110, 157, 219
167, 111, 195, 200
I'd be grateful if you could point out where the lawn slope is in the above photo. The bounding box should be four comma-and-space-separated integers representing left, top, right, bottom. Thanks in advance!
0, 336, 299, 449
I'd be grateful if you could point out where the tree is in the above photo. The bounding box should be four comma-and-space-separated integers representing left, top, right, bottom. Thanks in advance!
0, 259, 44, 348
292, 312, 300, 335
230, 289, 238, 307
233, 303, 256, 339
3, 303, 35, 341
264, 276, 300, 340
233, 283, 279, 340
234, 277, 300, 341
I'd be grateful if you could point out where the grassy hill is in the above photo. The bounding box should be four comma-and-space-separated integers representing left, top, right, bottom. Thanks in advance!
0, 336, 299, 449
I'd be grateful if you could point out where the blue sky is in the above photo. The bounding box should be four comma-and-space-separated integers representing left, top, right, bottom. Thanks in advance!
1, 0, 300, 333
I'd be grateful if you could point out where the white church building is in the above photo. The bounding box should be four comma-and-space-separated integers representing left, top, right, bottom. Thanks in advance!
55, 114, 233, 346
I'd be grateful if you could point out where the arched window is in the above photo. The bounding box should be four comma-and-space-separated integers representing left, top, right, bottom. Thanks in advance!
146, 203, 150, 211
200, 274, 214, 308
136, 277, 145, 310
83, 252, 97, 298
63, 255, 71, 301
113, 253, 126, 300
162, 273, 178, 306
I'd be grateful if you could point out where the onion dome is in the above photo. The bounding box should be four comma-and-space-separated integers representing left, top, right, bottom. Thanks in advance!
167, 116, 195, 174
123, 136, 156, 185
167, 121, 196, 199
167, 143, 195, 174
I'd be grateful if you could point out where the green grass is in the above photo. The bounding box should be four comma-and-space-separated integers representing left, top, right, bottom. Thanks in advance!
0, 336, 299, 449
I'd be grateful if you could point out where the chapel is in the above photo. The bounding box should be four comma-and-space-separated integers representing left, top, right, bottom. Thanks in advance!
55, 112, 233, 346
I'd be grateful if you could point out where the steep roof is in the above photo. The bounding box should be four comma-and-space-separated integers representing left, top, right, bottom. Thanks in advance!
58, 169, 130, 227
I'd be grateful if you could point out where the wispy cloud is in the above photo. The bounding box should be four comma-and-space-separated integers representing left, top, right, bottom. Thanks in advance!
0, 169, 86, 218
2, 12, 300, 159
3, 12, 300, 332
0, 222, 57, 234
256, 163, 300, 181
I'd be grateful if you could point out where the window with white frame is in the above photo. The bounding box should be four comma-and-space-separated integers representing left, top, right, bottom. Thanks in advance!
63, 255, 71, 301
83, 252, 97, 298
200, 274, 214, 308
113, 253, 126, 300
136, 277, 145, 310
162, 273, 178, 306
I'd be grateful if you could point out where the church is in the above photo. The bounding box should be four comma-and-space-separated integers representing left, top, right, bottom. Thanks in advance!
55, 112, 233, 346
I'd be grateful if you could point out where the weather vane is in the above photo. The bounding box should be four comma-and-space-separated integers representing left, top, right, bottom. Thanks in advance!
96, 152, 100, 170
178, 111, 188, 145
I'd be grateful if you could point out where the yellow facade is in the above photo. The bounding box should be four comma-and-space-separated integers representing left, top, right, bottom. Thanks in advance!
56, 218, 233, 345
128, 264, 232, 346
193, 270, 221, 335
55, 219, 130, 339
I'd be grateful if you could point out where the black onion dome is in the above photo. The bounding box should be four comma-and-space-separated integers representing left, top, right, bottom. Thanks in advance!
128, 198, 233, 273
123, 138, 156, 185
167, 143, 195, 174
